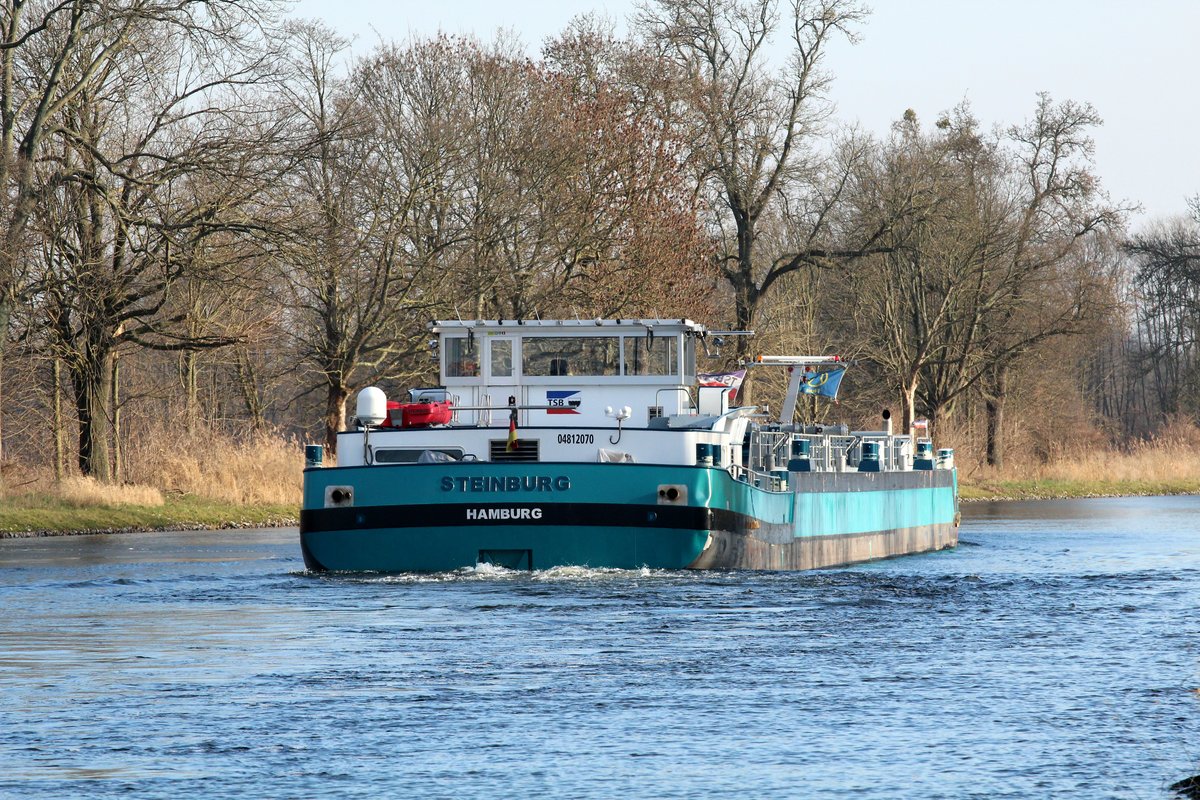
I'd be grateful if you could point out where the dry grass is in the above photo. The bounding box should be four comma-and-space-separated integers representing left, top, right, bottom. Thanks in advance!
962, 419, 1200, 499
0, 461, 55, 497
0, 424, 303, 506
1038, 418, 1200, 484
0, 425, 302, 532
53, 475, 165, 508
1038, 444, 1200, 484
123, 424, 303, 505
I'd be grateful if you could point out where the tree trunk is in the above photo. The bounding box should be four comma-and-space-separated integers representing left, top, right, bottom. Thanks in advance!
901, 377, 918, 433
112, 355, 122, 482
730, 267, 759, 405
234, 350, 265, 431
324, 382, 349, 458
0, 297, 8, 478
985, 364, 1008, 468
73, 348, 114, 480
52, 358, 65, 481
182, 350, 198, 432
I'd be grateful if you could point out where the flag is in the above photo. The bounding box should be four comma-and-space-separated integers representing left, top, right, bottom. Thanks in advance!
546, 390, 582, 414
506, 409, 518, 452
697, 369, 747, 401
800, 366, 846, 400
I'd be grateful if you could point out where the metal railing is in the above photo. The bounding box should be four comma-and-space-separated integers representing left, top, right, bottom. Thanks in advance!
741, 430, 917, 477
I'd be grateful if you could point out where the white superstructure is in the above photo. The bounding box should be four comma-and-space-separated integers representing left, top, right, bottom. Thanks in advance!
432, 318, 709, 427
337, 319, 750, 469
336, 318, 937, 479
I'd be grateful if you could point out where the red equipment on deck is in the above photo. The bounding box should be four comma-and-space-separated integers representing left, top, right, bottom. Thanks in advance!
385, 400, 453, 428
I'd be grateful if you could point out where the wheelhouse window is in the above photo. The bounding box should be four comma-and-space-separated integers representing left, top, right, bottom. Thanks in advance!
523, 336, 620, 376
624, 335, 677, 376
489, 338, 513, 378
445, 337, 478, 378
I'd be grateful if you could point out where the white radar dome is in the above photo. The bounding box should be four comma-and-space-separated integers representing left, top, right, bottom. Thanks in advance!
356, 386, 388, 427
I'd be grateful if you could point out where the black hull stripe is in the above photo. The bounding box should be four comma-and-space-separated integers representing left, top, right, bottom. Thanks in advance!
302, 502, 750, 534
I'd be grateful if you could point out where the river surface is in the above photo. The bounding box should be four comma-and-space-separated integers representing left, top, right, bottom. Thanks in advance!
1, 496, 1198, 799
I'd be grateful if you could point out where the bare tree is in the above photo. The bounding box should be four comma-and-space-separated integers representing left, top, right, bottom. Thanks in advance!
637, 0, 885, 374
966, 95, 1123, 465
844, 98, 1122, 460
1124, 203, 1200, 422
274, 27, 458, 456
445, 34, 714, 320
27, 4, 281, 478
0, 0, 279, 474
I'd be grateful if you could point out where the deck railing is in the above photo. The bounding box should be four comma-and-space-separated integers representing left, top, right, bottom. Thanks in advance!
744, 430, 916, 476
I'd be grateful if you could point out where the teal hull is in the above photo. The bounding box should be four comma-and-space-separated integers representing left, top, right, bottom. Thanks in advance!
300, 462, 959, 572
302, 524, 713, 572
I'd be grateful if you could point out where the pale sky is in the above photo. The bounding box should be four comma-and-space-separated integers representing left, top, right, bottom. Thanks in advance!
291, 0, 1200, 229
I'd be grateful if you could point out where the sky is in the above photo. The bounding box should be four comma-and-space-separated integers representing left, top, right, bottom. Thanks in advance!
291, 0, 1200, 229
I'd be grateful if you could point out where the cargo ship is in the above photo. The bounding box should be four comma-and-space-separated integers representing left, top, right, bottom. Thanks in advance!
300, 319, 959, 572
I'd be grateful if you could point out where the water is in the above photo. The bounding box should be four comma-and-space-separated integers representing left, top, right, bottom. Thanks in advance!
1, 496, 1198, 799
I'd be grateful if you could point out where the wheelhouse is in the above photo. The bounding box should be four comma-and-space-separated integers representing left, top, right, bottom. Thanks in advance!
431, 319, 705, 428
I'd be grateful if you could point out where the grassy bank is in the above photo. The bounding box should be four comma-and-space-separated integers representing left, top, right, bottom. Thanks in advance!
0, 492, 297, 537
958, 432, 1200, 501
959, 476, 1200, 502
0, 426, 302, 537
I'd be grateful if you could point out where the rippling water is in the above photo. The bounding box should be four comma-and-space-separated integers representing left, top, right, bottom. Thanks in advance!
1, 496, 1198, 799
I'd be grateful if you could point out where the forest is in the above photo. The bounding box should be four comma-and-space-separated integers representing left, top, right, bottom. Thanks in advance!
2, 0, 1198, 499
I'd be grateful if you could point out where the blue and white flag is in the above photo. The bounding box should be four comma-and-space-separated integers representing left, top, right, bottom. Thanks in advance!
546, 390, 582, 415
800, 366, 846, 400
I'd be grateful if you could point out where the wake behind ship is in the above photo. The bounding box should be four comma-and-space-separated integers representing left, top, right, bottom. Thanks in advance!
300, 319, 958, 572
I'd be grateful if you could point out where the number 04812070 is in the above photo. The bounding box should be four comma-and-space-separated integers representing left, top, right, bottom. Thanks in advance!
557, 433, 594, 445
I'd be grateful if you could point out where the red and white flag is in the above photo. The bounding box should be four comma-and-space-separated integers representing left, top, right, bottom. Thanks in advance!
697, 370, 746, 401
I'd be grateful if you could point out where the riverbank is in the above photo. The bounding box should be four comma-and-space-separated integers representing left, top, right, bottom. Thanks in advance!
0, 494, 298, 539
2, 477, 1198, 537
959, 439, 1200, 501
959, 477, 1200, 502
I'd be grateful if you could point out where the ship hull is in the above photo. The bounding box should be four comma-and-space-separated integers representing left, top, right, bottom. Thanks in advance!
300, 463, 958, 572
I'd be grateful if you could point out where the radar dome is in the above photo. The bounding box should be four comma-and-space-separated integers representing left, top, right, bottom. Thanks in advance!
356, 387, 387, 427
